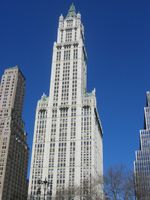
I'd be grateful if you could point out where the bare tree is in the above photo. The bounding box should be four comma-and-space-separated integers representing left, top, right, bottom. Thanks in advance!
104, 165, 135, 200
55, 176, 103, 200
123, 171, 135, 200
55, 185, 80, 200
28, 166, 150, 200
79, 177, 103, 200
104, 165, 124, 200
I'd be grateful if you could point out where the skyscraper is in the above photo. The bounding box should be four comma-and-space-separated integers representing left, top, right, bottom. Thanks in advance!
0, 66, 29, 200
28, 4, 103, 199
134, 91, 150, 200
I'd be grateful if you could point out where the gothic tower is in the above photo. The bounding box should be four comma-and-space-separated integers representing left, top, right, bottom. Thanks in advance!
28, 4, 103, 199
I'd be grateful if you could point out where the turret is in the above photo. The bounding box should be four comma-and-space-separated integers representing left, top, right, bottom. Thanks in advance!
66, 3, 76, 18
59, 14, 64, 28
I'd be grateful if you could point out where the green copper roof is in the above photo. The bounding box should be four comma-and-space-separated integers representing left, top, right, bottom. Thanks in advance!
41, 93, 48, 101
66, 3, 76, 18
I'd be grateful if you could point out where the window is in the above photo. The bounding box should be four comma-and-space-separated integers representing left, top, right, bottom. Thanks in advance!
67, 20, 73, 27
64, 50, 70, 60
73, 49, 78, 59
56, 51, 61, 61
65, 30, 72, 42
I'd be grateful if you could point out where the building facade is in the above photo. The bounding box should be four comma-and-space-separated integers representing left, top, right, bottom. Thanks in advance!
28, 4, 103, 199
0, 66, 29, 200
134, 91, 150, 200
28, 94, 49, 199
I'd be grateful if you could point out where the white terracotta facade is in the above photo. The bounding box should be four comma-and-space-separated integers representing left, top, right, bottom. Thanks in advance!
28, 5, 103, 199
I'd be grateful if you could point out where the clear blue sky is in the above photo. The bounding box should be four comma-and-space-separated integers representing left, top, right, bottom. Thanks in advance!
0, 0, 150, 175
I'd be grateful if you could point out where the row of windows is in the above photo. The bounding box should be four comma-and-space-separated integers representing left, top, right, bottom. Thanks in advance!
56, 49, 78, 61
60, 28, 77, 43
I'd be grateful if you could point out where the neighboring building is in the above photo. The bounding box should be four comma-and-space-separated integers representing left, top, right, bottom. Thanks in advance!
134, 91, 150, 200
28, 4, 103, 199
0, 66, 29, 200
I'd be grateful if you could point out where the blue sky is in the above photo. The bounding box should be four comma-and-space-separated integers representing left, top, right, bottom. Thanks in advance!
0, 0, 150, 175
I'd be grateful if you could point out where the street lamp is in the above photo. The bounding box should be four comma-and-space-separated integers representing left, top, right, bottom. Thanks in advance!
38, 178, 51, 200
37, 187, 41, 200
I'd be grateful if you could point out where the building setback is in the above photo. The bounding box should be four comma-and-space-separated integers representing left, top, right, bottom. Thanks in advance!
0, 66, 29, 200
134, 91, 150, 200
28, 4, 103, 199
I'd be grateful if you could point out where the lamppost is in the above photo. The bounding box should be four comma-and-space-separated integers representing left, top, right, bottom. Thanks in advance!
37, 187, 41, 200
38, 178, 51, 200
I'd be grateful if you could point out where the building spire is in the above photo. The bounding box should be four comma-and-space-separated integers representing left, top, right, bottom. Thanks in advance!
146, 91, 150, 107
66, 3, 76, 18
